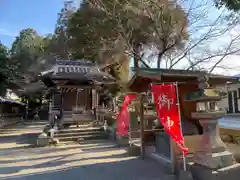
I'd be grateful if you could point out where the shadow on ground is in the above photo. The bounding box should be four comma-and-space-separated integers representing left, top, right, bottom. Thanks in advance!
0, 120, 47, 146
0, 122, 174, 180
0, 139, 127, 162
0, 157, 173, 180
0, 133, 39, 145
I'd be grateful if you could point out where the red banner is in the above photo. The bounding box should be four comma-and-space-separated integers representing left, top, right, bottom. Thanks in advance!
117, 94, 136, 136
151, 84, 188, 156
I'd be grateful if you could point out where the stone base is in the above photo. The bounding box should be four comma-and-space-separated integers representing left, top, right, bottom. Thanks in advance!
190, 163, 240, 180
194, 151, 235, 169
43, 125, 51, 134
49, 138, 60, 145
117, 136, 129, 146
177, 170, 193, 180
225, 143, 240, 163
127, 146, 141, 156
36, 133, 49, 146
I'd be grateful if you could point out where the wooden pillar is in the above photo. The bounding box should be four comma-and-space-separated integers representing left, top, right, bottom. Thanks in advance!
75, 88, 79, 111
85, 88, 90, 110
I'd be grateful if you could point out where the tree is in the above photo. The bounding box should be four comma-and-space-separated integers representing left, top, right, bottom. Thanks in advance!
50, 0, 76, 59
10, 28, 44, 74
69, 0, 240, 78
215, 0, 240, 11
69, 0, 188, 70
130, 0, 188, 68
0, 42, 9, 96
129, 0, 240, 73
68, 0, 134, 84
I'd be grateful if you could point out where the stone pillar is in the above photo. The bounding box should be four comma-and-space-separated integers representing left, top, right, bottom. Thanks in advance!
48, 98, 53, 128
92, 89, 97, 120
193, 119, 234, 169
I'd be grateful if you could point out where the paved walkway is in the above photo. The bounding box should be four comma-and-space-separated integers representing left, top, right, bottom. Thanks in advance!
0, 121, 174, 180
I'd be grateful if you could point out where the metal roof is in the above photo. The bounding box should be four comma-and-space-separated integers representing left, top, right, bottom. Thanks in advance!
127, 68, 240, 90
130, 67, 239, 82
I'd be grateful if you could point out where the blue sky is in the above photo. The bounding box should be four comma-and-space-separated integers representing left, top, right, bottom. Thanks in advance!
0, 0, 68, 47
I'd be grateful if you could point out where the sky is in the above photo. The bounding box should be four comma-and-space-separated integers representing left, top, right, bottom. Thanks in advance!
0, 0, 72, 47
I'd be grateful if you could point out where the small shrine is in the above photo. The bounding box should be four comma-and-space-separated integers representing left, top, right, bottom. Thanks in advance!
0, 96, 26, 128
125, 68, 240, 179
38, 60, 115, 130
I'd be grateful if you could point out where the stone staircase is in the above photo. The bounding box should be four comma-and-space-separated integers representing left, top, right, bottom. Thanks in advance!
53, 126, 109, 143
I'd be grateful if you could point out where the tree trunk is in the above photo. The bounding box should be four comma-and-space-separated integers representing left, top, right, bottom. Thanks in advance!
133, 43, 140, 71
157, 52, 164, 69
0, 82, 6, 97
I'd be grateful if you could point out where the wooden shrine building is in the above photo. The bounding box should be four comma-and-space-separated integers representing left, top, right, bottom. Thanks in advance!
39, 60, 115, 127
126, 67, 239, 171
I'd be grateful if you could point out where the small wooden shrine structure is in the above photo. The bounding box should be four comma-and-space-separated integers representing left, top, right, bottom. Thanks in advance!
126, 68, 239, 174
0, 96, 26, 128
39, 60, 115, 127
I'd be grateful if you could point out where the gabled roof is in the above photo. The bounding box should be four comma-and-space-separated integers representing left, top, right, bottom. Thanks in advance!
39, 60, 115, 86
128, 68, 240, 89
40, 60, 99, 77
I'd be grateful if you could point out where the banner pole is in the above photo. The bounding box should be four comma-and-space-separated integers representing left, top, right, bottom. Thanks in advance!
175, 82, 187, 171
129, 106, 132, 146
139, 94, 145, 160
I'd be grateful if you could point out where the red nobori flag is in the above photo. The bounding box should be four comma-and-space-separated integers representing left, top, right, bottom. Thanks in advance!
151, 84, 188, 156
117, 94, 136, 136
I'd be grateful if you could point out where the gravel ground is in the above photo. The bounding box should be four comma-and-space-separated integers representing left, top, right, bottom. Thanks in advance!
0, 121, 174, 180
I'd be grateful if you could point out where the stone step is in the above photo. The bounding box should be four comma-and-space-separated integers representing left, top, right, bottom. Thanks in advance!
56, 127, 103, 134
56, 133, 109, 142
54, 131, 104, 137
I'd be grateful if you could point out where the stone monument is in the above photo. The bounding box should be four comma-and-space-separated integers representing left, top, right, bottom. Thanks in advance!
184, 76, 240, 180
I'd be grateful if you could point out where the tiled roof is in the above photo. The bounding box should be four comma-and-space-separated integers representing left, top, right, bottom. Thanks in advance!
56, 60, 94, 66
40, 60, 115, 84
40, 60, 99, 76
54, 64, 99, 74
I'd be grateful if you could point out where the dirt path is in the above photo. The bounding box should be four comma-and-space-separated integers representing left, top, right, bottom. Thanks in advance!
0, 121, 174, 180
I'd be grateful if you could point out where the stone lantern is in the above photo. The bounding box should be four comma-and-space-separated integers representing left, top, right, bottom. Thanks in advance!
184, 76, 240, 180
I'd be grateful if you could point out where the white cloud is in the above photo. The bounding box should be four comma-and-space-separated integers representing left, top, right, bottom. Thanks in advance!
0, 28, 17, 37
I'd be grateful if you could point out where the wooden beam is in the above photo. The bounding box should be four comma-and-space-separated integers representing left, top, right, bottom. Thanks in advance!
60, 85, 94, 89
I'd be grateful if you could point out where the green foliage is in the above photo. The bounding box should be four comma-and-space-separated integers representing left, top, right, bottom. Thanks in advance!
68, 0, 188, 83
215, 0, 240, 11
0, 43, 17, 96
0, 43, 8, 72
0, 43, 9, 96
50, 1, 76, 59
68, 1, 122, 61
10, 28, 44, 74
